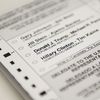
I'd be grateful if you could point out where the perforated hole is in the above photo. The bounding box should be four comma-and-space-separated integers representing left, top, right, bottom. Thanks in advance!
10, 61, 15, 65
40, 91, 47, 96
32, 84, 36, 88
24, 76, 29, 80
3, 52, 11, 58
17, 68, 22, 72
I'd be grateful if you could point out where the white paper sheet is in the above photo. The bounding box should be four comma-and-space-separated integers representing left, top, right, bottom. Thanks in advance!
0, 0, 100, 100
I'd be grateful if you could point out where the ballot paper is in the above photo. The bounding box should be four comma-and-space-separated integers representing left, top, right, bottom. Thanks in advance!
83, 0, 100, 13
0, 0, 100, 100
